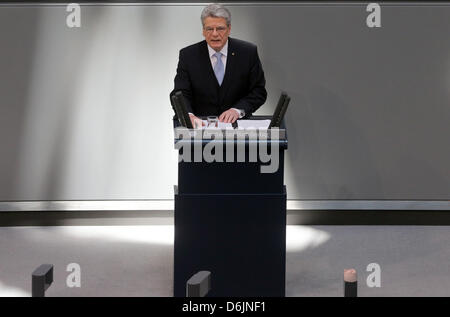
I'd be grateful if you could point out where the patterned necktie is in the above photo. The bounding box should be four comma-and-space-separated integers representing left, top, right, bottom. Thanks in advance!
213, 52, 224, 86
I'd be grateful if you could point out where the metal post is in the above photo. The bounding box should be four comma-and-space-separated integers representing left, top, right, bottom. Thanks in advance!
186, 271, 211, 297
32, 264, 53, 297
344, 268, 357, 297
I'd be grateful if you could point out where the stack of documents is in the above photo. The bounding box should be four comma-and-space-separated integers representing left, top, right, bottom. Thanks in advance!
202, 119, 271, 129
201, 120, 232, 128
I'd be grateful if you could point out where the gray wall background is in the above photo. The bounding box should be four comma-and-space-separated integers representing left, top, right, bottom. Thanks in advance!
0, 3, 449, 201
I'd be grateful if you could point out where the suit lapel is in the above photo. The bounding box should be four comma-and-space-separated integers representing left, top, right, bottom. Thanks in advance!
218, 37, 236, 106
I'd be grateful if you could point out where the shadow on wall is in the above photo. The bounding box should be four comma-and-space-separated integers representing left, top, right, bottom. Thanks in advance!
9, 5, 175, 201
10, 6, 104, 201
284, 85, 383, 199
0, 8, 39, 200
385, 152, 450, 199
236, 5, 384, 199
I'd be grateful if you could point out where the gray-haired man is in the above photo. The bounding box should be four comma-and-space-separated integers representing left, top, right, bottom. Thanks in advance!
170, 3, 267, 127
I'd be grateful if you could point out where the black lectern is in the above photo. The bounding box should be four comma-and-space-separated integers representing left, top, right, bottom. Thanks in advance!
173, 116, 288, 297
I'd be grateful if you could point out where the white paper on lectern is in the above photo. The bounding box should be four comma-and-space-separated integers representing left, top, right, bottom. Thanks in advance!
237, 120, 271, 129
218, 122, 232, 129
201, 120, 232, 129
200, 120, 271, 129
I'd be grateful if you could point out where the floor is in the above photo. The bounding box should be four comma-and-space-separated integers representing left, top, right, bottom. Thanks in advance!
1, 225, 450, 297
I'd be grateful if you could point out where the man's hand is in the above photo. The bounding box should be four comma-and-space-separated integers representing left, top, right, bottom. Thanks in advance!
219, 109, 239, 123
189, 114, 205, 129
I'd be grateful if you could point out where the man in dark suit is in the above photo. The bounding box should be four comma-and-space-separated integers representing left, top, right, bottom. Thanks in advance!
170, 3, 267, 127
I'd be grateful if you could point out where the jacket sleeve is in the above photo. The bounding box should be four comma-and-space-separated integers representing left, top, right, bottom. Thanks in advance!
170, 49, 194, 114
232, 46, 267, 115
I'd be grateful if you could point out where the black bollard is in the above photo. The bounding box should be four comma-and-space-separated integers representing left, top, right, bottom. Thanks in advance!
32, 264, 54, 297
344, 268, 357, 297
186, 271, 211, 297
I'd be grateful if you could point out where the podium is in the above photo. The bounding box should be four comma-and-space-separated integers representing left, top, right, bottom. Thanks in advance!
173, 116, 288, 297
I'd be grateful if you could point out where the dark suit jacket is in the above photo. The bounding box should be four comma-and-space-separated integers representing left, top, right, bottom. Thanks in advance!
170, 37, 267, 117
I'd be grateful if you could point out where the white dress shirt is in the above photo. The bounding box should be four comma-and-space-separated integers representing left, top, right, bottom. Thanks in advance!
207, 40, 228, 73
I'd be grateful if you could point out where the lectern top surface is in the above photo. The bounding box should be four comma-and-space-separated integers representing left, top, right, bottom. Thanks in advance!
173, 115, 288, 147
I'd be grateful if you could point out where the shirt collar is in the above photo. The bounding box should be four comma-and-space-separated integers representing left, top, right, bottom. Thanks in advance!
207, 39, 228, 58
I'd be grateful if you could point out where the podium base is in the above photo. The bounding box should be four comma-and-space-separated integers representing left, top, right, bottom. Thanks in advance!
174, 186, 286, 297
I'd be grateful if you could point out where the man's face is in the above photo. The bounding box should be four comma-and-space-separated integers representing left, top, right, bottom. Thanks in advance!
202, 17, 231, 52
